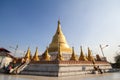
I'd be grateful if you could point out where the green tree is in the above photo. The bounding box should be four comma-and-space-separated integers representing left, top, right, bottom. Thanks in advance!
114, 53, 120, 68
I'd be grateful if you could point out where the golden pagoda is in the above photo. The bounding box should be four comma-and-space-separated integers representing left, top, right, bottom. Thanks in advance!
42, 47, 51, 61
70, 47, 78, 61
79, 46, 88, 61
24, 47, 32, 61
32, 47, 40, 61
87, 47, 95, 62
48, 20, 72, 53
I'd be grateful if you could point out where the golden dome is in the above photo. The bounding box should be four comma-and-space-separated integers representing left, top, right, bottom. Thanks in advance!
48, 20, 72, 53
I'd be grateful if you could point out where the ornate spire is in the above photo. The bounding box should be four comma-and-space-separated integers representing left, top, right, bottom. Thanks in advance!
32, 47, 40, 61
79, 46, 88, 61
42, 47, 51, 61
87, 47, 95, 61
48, 20, 72, 53
24, 47, 32, 61
56, 20, 62, 35
70, 47, 78, 61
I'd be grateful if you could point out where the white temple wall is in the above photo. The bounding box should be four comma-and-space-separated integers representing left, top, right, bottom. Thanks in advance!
21, 62, 112, 76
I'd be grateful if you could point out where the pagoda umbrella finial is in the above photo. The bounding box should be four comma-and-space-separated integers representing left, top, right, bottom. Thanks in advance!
58, 19, 60, 24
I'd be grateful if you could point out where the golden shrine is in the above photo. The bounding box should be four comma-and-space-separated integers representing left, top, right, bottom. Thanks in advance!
48, 20, 72, 53
11, 20, 112, 77
23, 20, 104, 62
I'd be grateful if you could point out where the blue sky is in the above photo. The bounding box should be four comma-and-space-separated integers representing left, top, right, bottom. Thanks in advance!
1, 0, 120, 62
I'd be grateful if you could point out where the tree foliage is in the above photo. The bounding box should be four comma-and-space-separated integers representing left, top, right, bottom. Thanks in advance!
115, 54, 120, 63
114, 53, 120, 68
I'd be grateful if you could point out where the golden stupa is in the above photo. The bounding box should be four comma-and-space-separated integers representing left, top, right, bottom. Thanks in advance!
42, 47, 51, 61
70, 47, 78, 61
48, 20, 72, 53
24, 47, 32, 61
32, 47, 40, 61
87, 47, 95, 61
79, 46, 88, 61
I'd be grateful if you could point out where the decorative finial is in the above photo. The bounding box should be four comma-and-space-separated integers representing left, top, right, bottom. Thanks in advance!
58, 19, 60, 24
36, 47, 38, 49
80, 46, 82, 49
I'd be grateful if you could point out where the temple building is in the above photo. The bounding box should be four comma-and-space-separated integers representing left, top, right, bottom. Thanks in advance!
20, 20, 112, 76
1, 20, 112, 76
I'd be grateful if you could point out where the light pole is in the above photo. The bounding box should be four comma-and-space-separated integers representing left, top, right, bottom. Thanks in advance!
100, 44, 108, 57
9, 45, 18, 56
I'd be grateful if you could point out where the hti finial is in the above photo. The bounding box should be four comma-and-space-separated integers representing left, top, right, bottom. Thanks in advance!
58, 19, 60, 24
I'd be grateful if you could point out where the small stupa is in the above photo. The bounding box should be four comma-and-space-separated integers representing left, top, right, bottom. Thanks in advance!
70, 47, 78, 61
24, 47, 32, 61
87, 47, 95, 62
32, 47, 40, 61
79, 46, 88, 61
42, 47, 51, 61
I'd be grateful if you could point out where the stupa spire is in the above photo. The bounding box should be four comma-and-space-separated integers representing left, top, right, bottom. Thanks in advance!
42, 47, 51, 61
87, 47, 95, 61
32, 47, 40, 61
24, 47, 32, 61
56, 20, 63, 34
79, 46, 88, 61
48, 20, 72, 53
70, 47, 77, 61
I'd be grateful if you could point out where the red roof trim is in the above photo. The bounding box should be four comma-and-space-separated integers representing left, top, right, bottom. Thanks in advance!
0, 48, 10, 53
